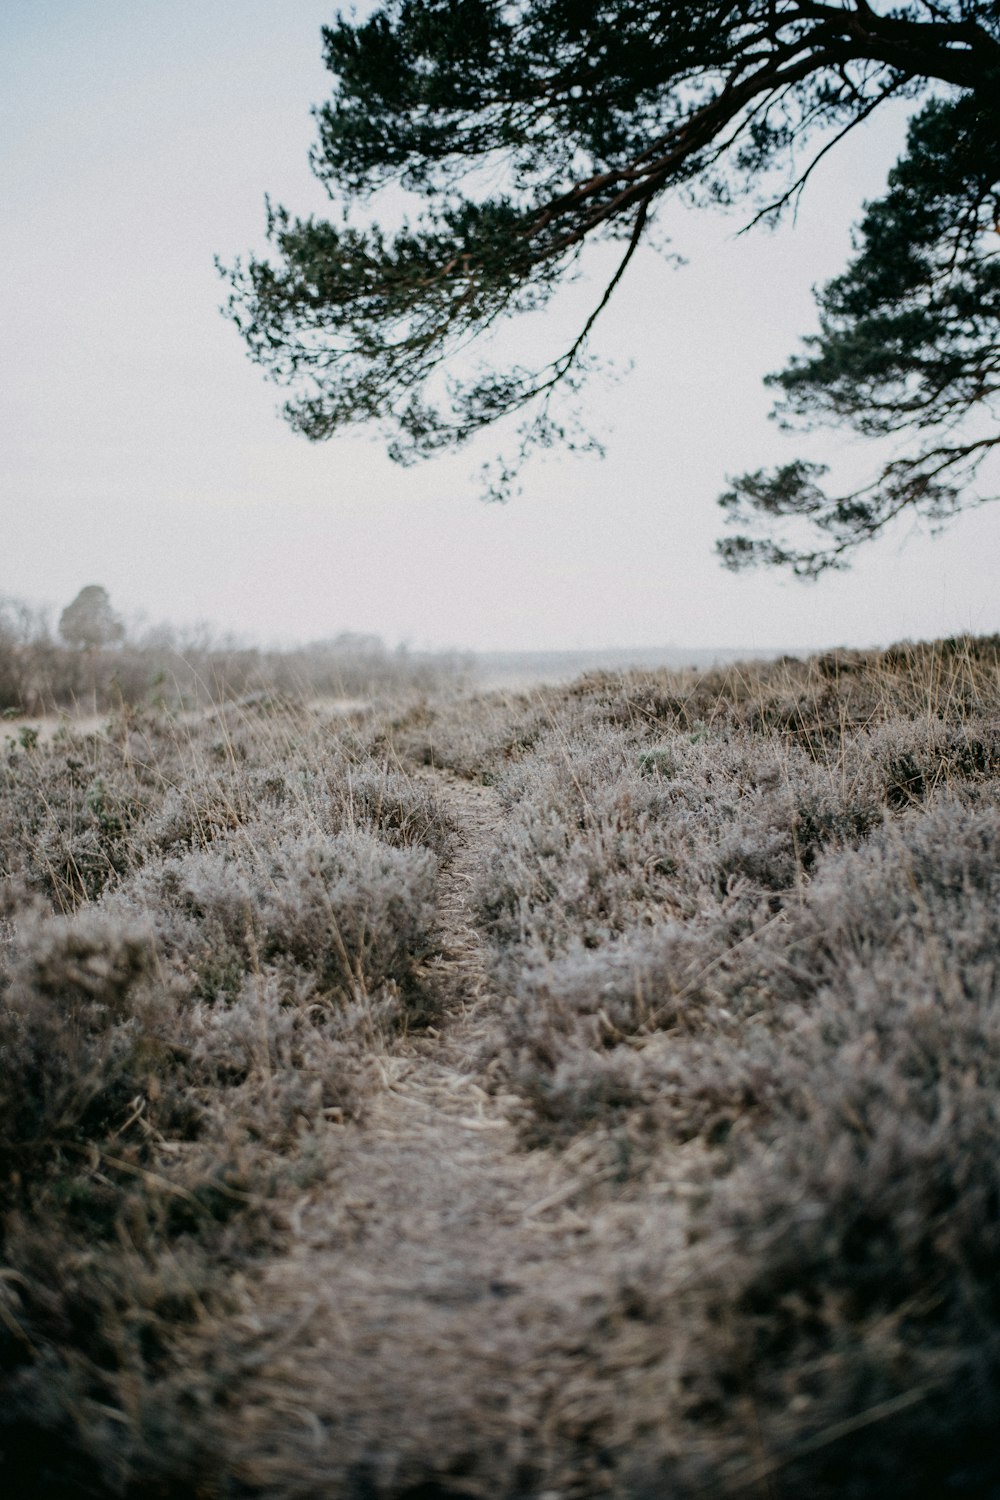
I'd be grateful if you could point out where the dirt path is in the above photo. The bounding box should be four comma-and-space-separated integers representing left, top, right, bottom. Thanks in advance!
237, 767, 632, 1494
410, 767, 503, 1029
350, 774, 539, 1182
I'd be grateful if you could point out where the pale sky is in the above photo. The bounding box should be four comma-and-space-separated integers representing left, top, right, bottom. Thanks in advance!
3, 1, 997, 652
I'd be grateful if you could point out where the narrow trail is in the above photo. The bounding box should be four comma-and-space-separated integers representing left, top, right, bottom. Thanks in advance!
410, 766, 504, 1036
275, 769, 609, 1371
342, 764, 544, 1196
244, 763, 645, 1495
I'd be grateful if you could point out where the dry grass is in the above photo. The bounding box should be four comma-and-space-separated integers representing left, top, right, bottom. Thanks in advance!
1, 635, 999, 1497
0, 595, 465, 718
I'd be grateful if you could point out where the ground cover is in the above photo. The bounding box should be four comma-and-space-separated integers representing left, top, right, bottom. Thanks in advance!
1, 637, 999, 1497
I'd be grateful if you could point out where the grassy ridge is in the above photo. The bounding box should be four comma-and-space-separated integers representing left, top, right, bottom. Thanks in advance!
1, 637, 999, 1496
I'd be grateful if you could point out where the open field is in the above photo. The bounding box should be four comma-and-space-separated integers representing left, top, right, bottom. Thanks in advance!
2, 636, 1000, 1497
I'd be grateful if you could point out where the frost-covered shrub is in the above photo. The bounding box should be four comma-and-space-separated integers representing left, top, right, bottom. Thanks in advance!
0, 884, 382, 1494
140, 767, 258, 854
855, 714, 1000, 808
331, 764, 452, 853
664, 801, 1000, 1490
495, 760, 1000, 1155
140, 847, 258, 1001
129, 828, 437, 1006
258, 831, 437, 995
181, 968, 379, 1144
0, 741, 150, 904
0, 912, 157, 1184
390, 689, 553, 779
476, 721, 894, 969
496, 796, 1000, 1489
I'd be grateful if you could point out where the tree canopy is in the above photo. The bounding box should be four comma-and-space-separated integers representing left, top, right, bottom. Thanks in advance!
222, 1, 1000, 573
58, 586, 125, 651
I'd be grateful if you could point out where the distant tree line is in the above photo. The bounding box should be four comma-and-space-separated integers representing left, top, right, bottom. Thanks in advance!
0, 588, 464, 717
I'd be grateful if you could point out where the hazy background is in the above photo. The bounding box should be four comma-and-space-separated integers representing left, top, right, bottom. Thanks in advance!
3, 0, 997, 654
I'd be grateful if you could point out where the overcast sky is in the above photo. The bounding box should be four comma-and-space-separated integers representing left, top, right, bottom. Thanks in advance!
3, 1, 997, 652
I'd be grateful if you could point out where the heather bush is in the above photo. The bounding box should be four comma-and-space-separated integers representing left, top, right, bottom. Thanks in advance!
116, 824, 437, 1017
0, 912, 157, 1187
1, 734, 151, 906
454, 651, 1000, 1494
655, 801, 1000, 1494
0, 905, 256, 1493
391, 687, 554, 780
334, 762, 453, 853
489, 791, 1000, 1489
257, 831, 436, 992
475, 720, 893, 971
2, 636, 999, 1498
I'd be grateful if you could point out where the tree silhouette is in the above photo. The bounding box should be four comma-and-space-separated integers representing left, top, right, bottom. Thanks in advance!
58, 587, 125, 651
222, 1, 1000, 572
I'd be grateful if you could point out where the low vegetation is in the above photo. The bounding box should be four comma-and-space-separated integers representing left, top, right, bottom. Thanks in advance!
1, 635, 999, 1496
0, 594, 463, 716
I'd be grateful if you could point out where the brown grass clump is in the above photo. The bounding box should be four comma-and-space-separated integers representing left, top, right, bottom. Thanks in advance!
2, 635, 999, 1497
